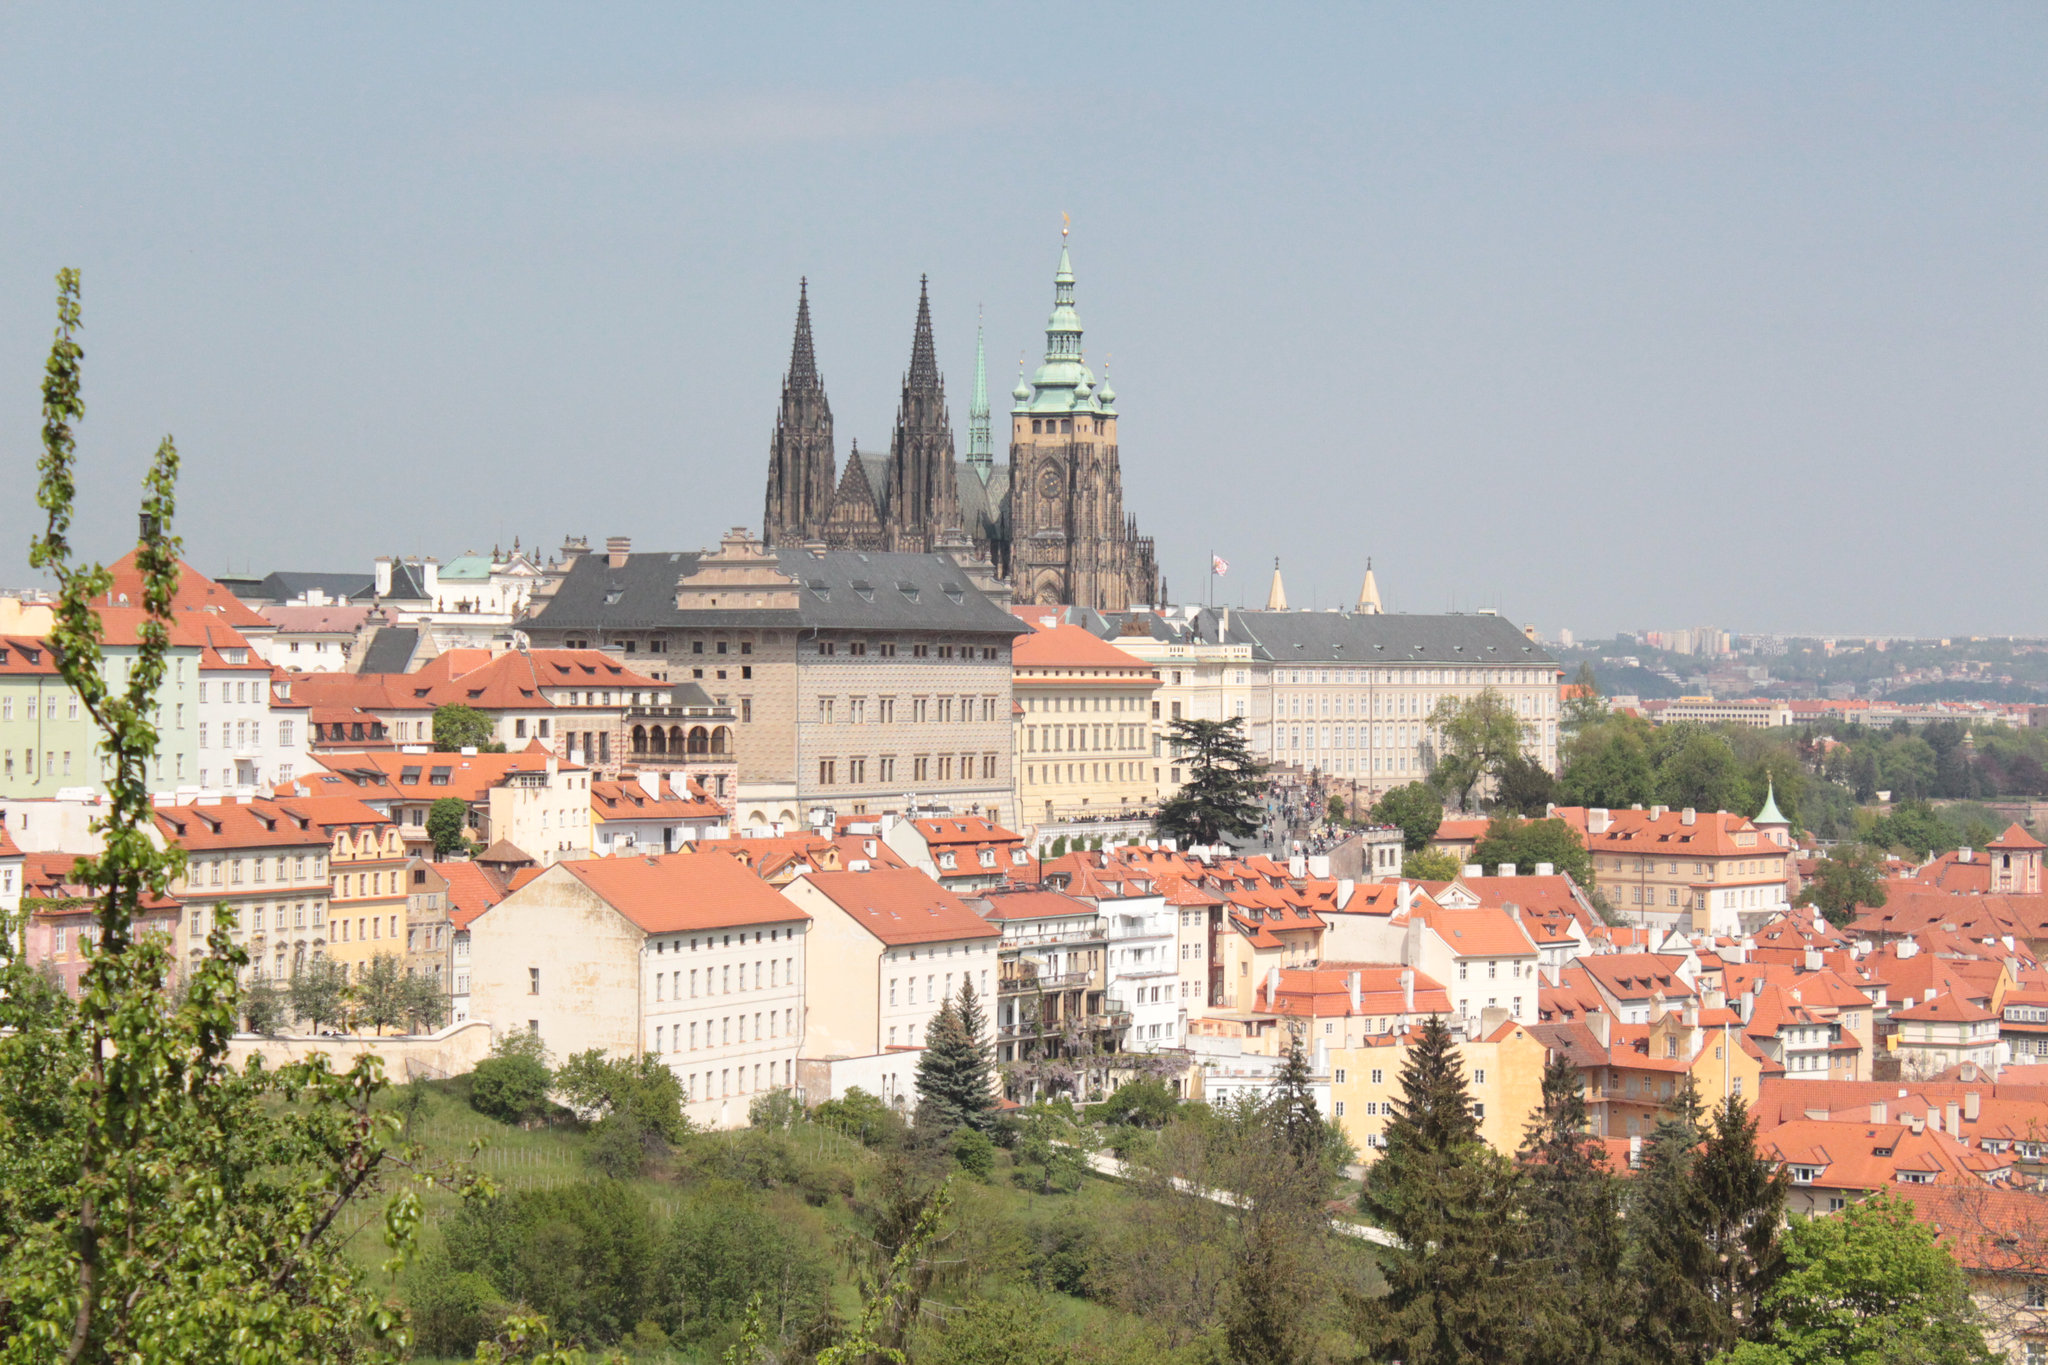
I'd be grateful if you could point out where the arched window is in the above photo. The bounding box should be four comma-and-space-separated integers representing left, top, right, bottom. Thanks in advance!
687, 727, 711, 756
710, 727, 731, 755
632, 725, 648, 754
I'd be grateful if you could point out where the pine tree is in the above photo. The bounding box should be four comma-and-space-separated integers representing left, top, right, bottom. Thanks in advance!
951, 979, 997, 1132
1630, 1076, 1788, 1364
1517, 1053, 1632, 1365
913, 996, 995, 1135
1272, 1028, 1326, 1170
1154, 716, 1265, 848
1354, 1016, 1532, 1364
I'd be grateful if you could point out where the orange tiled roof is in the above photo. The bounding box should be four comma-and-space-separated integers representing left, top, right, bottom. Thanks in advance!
796, 867, 1004, 945
542, 850, 808, 934
1010, 622, 1155, 675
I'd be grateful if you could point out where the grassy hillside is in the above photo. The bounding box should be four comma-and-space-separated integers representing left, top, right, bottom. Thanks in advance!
354, 1075, 1375, 1364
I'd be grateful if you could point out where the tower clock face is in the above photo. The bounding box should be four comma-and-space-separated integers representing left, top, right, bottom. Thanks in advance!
1038, 466, 1062, 499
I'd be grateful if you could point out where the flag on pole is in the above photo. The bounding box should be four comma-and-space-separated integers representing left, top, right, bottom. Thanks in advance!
1212, 555, 1230, 577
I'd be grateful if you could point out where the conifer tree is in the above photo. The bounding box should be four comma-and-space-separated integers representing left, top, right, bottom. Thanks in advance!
913, 996, 995, 1134
1630, 1080, 1786, 1363
1518, 1053, 1631, 1365
1272, 1028, 1326, 1170
950, 979, 997, 1132
1355, 1016, 1532, 1364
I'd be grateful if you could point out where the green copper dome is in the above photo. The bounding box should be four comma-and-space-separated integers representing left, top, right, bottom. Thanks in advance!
1754, 778, 1787, 826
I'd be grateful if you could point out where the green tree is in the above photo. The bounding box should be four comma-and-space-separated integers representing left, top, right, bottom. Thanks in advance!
555, 1049, 692, 1173
1631, 1083, 1787, 1364
920, 1293, 1072, 1365
289, 955, 351, 1033
1153, 716, 1265, 848
1426, 687, 1527, 812
1558, 716, 1658, 809
1518, 1054, 1632, 1365
1561, 662, 1607, 735
241, 975, 290, 1034
1715, 1191, 1996, 1365
470, 1030, 554, 1124
1403, 848, 1465, 881
1655, 728, 1748, 813
1327, 792, 1347, 823
916, 988, 997, 1135
1355, 1015, 1532, 1364
660, 1192, 834, 1357
812, 1086, 905, 1148
399, 970, 449, 1033
433, 702, 500, 752
355, 951, 409, 1034
1471, 814, 1595, 888
1495, 751, 1558, 817
1797, 842, 1890, 927
1372, 781, 1444, 852
427, 795, 475, 857
1084, 1077, 1181, 1129
0, 270, 419, 1363
1867, 799, 1958, 858
444, 1179, 661, 1346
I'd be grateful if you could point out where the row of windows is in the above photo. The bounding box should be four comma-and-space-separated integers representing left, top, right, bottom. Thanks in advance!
197, 680, 268, 704
1021, 694, 1146, 712
815, 641, 999, 660
198, 719, 294, 749
816, 695, 1000, 724
1027, 762, 1153, 788
185, 854, 329, 888
889, 970, 990, 1007
653, 957, 797, 999
816, 754, 998, 785
0, 694, 77, 721
652, 1011, 796, 1053
671, 1064, 793, 1103
1025, 724, 1149, 754
1274, 667, 1552, 688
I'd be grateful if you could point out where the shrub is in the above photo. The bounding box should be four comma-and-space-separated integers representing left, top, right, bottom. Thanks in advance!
469, 1053, 551, 1124
812, 1087, 905, 1148
953, 1126, 997, 1180
443, 1180, 660, 1346
406, 1257, 506, 1358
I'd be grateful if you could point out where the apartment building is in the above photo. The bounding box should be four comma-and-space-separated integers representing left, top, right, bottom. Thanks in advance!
153, 797, 336, 981
522, 529, 1020, 827
1560, 804, 1795, 936
1009, 619, 1160, 824
465, 850, 809, 1128
299, 749, 592, 865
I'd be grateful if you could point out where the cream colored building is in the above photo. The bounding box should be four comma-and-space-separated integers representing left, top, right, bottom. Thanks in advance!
1010, 621, 1160, 825
778, 866, 1002, 1058
1330, 1017, 1548, 1154
465, 850, 808, 1129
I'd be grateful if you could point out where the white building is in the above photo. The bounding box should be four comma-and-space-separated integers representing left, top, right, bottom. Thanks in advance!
195, 636, 309, 793
465, 849, 808, 1129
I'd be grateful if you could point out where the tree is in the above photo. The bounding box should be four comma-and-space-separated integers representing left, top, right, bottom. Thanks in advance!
0, 270, 420, 1362
427, 795, 474, 858
920, 1293, 1072, 1365
433, 702, 500, 752
1797, 843, 1889, 927
400, 970, 449, 1033
1326, 792, 1347, 823
1471, 814, 1595, 888
917, 986, 996, 1135
1518, 1054, 1632, 1365
1716, 1190, 1997, 1365
470, 1030, 554, 1124
241, 976, 291, 1034
1372, 781, 1443, 852
288, 955, 351, 1032
1495, 751, 1557, 817
1655, 728, 1748, 813
444, 1179, 661, 1346
1631, 1082, 1787, 1364
1153, 716, 1265, 848
1426, 687, 1528, 812
1403, 848, 1465, 881
1561, 662, 1607, 735
1559, 716, 1657, 810
355, 951, 409, 1034
1355, 1016, 1533, 1364
555, 1049, 692, 1173
660, 1193, 834, 1358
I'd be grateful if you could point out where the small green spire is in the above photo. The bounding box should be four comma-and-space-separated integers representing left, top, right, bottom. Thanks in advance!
967, 308, 992, 475
1754, 777, 1787, 826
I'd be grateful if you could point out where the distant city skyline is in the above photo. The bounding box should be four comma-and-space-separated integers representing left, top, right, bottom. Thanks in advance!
1, 5, 2042, 637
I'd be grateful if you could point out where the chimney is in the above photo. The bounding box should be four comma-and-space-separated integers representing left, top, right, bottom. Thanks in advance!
1650, 805, 1667, 821
421, 557, 439, 598
374, 556, 393, 597
1909, 1114, 1924, 1135
1898, 937, 1919, 960
1586, 1008, 1611, 1048
1335, 878, 1354, 909
1947, 1102, 1963, 1134
606, 536, 632, 569
1289, 854, 1307, 878
1871, 1101, 1887, 1124
1804, 948, 1823, 972
1534, 861, 1554, 876
1504, 901, 1522, 921
1681, 807, 1697, 826
637, 770, 660, 800
1959, 847, 1973, 863
1965, 1091, 1981, 1122
1349, 970, 1362, 1013
1401, 967, 1415, 1012
1397, 880, 1414, 916
1307, 854, 1330, 878
1499, 862, 1517, 877
1589, 808, 1612, 835
1929, 1106, 1942, 1133
1461, 864, 1483, 878
1266, 966, 1281, 1009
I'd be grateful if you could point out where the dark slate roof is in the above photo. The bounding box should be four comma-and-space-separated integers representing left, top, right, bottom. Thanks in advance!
255, 571, 378, 604
357, 627, 422, 675
525, 547, 1020, 637
956, 460, 1010, 545
1228, 610, 1557, 667
668, 681, 717, 708
386, 563, 432, 601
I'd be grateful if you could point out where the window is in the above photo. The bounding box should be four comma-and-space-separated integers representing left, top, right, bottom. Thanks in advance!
528, 968, 540, 995
1473, 1069, 1486, 1085
1371, 1069, 1383, 1085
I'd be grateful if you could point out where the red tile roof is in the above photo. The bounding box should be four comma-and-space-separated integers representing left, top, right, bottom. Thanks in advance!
795, 868, 1004, 945
104, 551, 270, 630
435, 861, 510, 930
1010, 623, 1155, 675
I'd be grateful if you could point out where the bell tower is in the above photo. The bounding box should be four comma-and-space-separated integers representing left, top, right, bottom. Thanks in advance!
763, 279, 836, 547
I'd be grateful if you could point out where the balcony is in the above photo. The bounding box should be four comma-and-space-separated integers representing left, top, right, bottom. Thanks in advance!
1001, 969, 1091, 993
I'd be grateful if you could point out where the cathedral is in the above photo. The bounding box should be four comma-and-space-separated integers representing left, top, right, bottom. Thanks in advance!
761, 239, 1159, 611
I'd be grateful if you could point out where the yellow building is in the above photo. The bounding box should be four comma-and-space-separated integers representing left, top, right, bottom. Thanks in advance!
311, 799, 411, 982
1329, 1017, 1549, 1155
1011, 621, 1159, 826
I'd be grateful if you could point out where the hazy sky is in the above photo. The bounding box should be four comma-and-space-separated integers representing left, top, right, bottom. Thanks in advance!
3, 5, 2043, 638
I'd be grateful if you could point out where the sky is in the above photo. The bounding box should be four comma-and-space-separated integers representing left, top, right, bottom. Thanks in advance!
1, 4, 2043, 639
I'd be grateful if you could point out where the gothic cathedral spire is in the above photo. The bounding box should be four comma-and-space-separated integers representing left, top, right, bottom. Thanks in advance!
966, 308, 993, 482
884, 275, 962, 550
763, 278, 836, 547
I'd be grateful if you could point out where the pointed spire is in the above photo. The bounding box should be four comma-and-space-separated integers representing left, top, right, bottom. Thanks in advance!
1754, 778, 1787, 828
788, 276, 821, 389
1357, 557, 1382, 614
967, 307, 993, 476
907, 274, 940, 390
1266, 558, 1288, 611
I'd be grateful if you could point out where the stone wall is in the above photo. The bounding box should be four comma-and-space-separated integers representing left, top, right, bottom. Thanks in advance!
224, 1018, 495, 1080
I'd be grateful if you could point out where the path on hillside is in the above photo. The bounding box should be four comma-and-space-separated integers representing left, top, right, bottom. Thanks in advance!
1083, 1150, 1399, 1246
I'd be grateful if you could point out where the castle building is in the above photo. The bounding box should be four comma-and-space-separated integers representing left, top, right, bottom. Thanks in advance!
761, 238, 1159, 612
